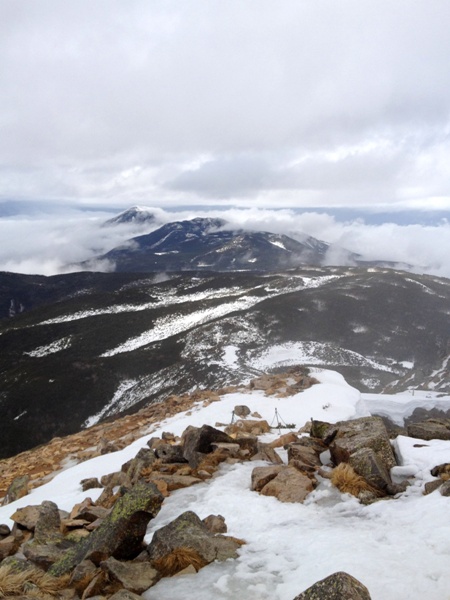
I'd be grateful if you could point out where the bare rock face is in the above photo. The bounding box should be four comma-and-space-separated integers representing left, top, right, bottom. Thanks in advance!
329, 417, 397, 472
34, 501, 62, 544
293, 571, 372, 599
147, 511, 242, 575
407, 419, 450, 441
182, 425, 235, 468
49, 481, 164, 576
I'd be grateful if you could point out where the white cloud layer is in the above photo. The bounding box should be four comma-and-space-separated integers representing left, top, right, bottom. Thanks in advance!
1, 1, 450, 209
1, 207, 450, 279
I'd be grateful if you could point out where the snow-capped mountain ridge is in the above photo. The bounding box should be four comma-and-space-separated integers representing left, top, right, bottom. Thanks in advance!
2, 266, 450, 459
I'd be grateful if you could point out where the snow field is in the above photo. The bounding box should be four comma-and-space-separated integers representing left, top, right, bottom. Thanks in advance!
0, 369, 450, 599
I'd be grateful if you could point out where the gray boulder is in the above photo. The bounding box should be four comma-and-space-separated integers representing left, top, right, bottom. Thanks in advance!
293, 571, 372, 599
182, 425, 235, 468
329, 416, 396, 471
49, 481, 163, 576
147, 511, 242, 575
101, 556, 159, 593
407, 419, 450, 441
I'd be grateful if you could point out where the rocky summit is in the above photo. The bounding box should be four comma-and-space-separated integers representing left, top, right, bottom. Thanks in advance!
0, 369, 450, 599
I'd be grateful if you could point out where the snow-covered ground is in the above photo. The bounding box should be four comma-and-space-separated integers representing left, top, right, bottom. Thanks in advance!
1, 369, 450, 600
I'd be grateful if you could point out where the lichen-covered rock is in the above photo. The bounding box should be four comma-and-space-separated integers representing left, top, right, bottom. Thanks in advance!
34, 501, 62, 544
293, 571, 372, 599
49, 481, 163, 576
147, 511, 242, 575
329, 417, 396, 471
348, 448, 395, 495
1, 475, 30, 506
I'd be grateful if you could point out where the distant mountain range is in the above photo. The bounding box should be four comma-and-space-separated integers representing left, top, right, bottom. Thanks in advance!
1, 265, 450, 458
80, 210, 403, 273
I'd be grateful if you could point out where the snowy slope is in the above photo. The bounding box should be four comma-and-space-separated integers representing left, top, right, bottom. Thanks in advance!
1, 369, 450, 600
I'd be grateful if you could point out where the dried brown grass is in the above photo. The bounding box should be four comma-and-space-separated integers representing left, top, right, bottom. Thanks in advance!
0, 564, 69, 598
152, 547, 208, 576
331, 463, 384, 498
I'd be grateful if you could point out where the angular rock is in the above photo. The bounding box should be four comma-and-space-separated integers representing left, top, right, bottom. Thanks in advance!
251, 465, 285, 492
101, 556, 159, 593
269, 432, 299, 448
407, 419, 450, 441
424, 479, 443, 495
49, 481, 164, 576
440, 480, 450, 496
81, 478, 102, 492
182, 425, 235, 468
234, 435, 259, 457
430, 463, 450, 477
348, 448, 394, 494
69, 559, 99, 595
97, 438, 119, 455
154, 444, 186, 464
11, 505, 41, 531
310, 420, 339, 444
23, 537, 76, 570
147, 511, 242, 575
288, 444, 323, 473
34, 501, 62, 544
122, 448, 157, 483
0, 535, 20, 560
1, 475, 30, 506
147, 473, 202, 491
250, 442, 283, 465
202, 514, 227, 534
329, 417, 396, 471
259, 467, 315, 503
225, 419, 271, 436
293, 571, 372, 599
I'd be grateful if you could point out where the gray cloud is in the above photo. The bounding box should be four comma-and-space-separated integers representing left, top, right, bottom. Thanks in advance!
1, 1, 450, 208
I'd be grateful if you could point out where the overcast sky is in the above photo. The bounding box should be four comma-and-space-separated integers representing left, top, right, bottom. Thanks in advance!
1, 0, 450, 211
